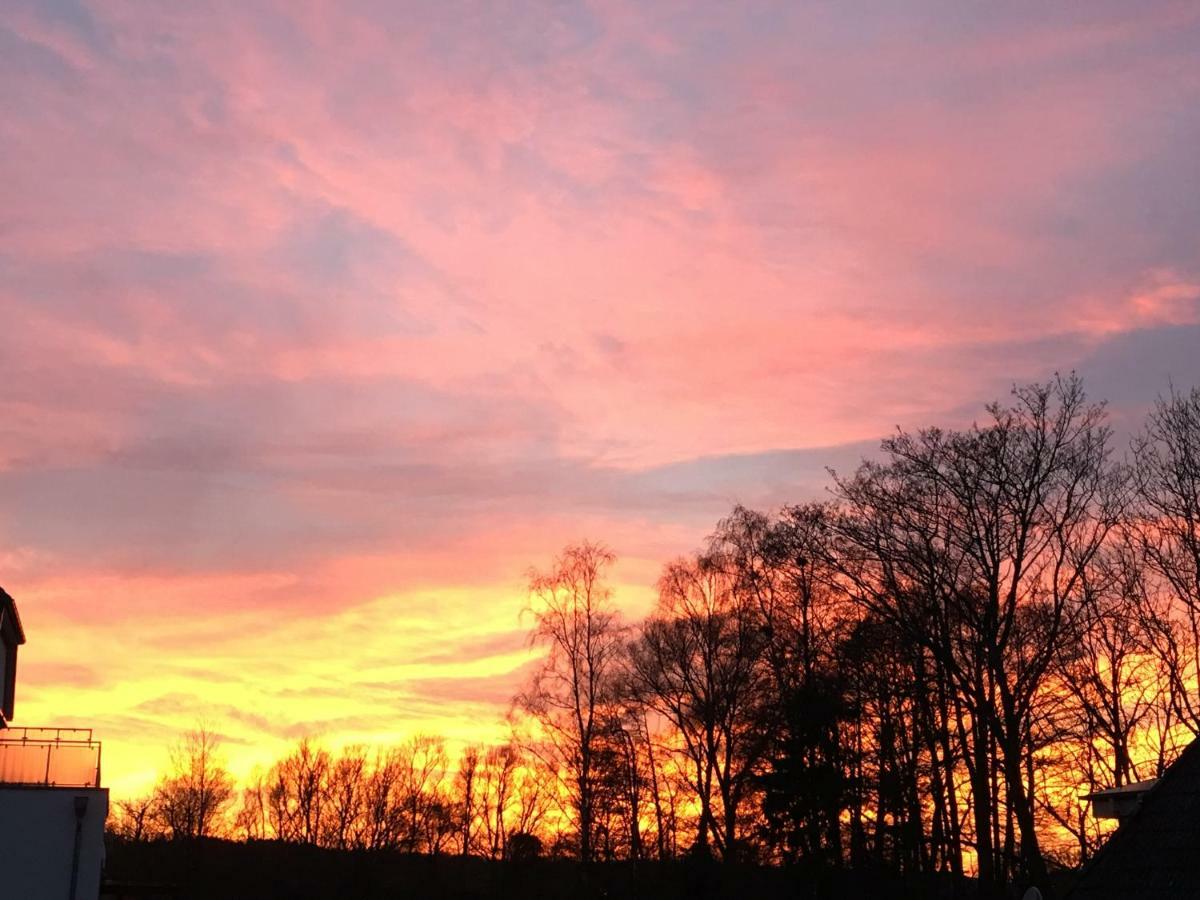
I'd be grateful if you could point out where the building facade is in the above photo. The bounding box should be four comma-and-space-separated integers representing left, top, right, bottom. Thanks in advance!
0, 587, 109, 900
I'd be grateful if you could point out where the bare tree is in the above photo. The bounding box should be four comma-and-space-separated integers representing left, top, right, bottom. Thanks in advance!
627, 551, 770, 859
711, 504, 854, 867
478, 743, 518, 858
1132, 386, 1200, 733
510, 755, 553, 843
267, 738, 331, 845
325, 747, 368, 849
517, 541, 625, 863
456, 744, 482, 855
833, 376, 1123, 895
396, 735, 450, 853
361, 747, 406, 850
235, 769, 270, 841
153, 727, 235, 840
110, 794, 159, 842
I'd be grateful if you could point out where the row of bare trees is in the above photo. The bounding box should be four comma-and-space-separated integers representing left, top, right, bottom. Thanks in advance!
512, 378, 1200, 897
112, 732, 553, 859
112, 378, 1200, 897
111, 728, 235, 843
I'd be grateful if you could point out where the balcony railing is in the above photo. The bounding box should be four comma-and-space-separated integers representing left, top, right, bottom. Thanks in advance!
0, 726, 102, 788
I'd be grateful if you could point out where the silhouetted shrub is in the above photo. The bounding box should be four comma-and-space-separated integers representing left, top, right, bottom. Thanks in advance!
506, 831, 543, 862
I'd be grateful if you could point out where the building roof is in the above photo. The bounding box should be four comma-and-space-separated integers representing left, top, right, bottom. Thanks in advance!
1069, 738, 1200, 899
1082, 778, 1159, 801
0, 586, 25, 645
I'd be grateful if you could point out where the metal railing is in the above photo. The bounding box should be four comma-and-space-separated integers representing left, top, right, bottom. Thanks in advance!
0, 726, 102, 788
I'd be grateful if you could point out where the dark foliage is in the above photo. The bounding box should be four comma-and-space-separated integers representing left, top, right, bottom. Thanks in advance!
759, 677, 849, 867
101, 836, 970, 900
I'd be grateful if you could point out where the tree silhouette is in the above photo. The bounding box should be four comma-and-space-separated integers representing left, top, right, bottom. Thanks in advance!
516, 541, 625, 864
153, 726, 235, 840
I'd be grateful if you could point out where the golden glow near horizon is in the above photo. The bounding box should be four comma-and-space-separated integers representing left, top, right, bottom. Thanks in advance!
14, 577, 659, 798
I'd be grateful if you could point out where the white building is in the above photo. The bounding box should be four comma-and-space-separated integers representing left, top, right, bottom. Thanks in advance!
1, 586, 109, 900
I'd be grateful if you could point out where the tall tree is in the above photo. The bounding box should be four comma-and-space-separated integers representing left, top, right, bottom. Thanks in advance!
517, 541, 625, 863
267, 738, 331, 845
1132, 386, 1200, 733
833, 376, 1123, 895
396, 735, 450, 853
711, 505, 855, 867
456, 745, 482, 856
627, 551, 770, 858
325, 747, 369, 849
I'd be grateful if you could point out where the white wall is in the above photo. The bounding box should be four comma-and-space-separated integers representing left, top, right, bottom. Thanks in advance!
0, 786, 108, 900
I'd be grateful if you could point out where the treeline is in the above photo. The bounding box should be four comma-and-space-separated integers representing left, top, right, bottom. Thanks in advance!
111, 730, 554, 860
112, 377, 1200, 899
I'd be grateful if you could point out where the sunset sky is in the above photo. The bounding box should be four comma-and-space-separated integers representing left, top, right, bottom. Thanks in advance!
2, 1, 1199, 798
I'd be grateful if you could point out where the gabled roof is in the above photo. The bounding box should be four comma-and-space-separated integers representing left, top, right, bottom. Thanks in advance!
1069, 738, 1200, 899
0, 586, 25, 645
